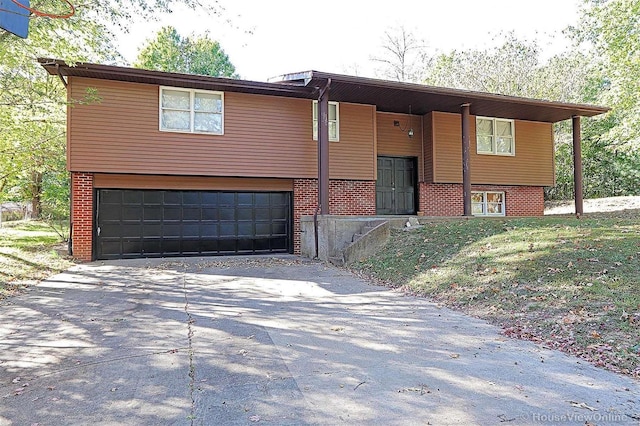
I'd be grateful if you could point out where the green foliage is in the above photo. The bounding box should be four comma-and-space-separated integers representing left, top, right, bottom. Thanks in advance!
134, 26, 239, 78
0, 1, 220, 219
572, 0, 640, 149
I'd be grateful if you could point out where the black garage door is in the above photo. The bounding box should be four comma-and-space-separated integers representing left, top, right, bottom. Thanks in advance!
96, 189, 292, 260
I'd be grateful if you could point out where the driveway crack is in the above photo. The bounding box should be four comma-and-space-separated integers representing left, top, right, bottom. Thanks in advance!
182, 273, 196, 424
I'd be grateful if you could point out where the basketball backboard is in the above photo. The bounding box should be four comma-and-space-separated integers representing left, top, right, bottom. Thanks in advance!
0, 0, 30, 38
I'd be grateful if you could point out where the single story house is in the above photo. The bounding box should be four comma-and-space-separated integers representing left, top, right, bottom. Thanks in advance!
39, 59, 608, 261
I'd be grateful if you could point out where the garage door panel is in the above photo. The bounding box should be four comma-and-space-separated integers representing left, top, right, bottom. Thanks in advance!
143, 239, 162, 254
183, 192, 200, 205
219, 222, 236, 237
220, 208, 235, 220
183, 208, 201, 221
122, 207, 142, 221
163, 192, 181, 204
164, 207, 181, 220
96, 189, 291, 259
201, 223, 218, 237
123, 190, 143, 204
143, 191, 162, 204
219, 193, 235, 205
202, 208, 218, 220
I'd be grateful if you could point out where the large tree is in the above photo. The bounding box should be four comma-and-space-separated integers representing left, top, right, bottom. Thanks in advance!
0, 1, 221, 219
424, 33, 593, 103
572, 0, 640, 149
416, 30, 637, 200
134, 26, 238, 78
370, 26, 430, 83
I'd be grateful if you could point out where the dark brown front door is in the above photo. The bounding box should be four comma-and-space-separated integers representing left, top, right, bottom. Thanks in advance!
376, 156, 416, 215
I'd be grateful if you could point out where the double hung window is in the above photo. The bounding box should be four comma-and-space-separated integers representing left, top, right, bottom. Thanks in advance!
160, 87, 223, 134
312, 101, 339, 141
476, 117, 514, 155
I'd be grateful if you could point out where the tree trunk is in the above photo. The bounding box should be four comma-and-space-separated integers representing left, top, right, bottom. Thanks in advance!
31, 171, 42, 219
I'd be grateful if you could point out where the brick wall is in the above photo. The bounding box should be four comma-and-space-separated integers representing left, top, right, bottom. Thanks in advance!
419, 183, 544, 217
71, 172, 94, 261
293, 179, 376, 254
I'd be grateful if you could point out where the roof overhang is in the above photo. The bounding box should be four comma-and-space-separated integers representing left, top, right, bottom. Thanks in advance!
40, 59, 609, 123
275, 71, 609, 123
38, 58, 316, 100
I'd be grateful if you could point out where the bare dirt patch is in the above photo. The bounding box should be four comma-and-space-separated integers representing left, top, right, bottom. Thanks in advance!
546, 195, 640, 218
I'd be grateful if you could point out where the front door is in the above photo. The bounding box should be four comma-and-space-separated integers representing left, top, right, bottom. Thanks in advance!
376, 156, 416, 215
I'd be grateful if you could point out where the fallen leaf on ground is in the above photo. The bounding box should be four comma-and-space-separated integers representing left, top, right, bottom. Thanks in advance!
567, 400, 597, 411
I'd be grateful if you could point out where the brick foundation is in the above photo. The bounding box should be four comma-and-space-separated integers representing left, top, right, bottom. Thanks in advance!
293, 179, 376, 254
71, 172, 94, 261
419, 183, 544, 217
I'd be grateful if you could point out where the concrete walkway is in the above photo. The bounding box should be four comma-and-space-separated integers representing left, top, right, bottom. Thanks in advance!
0, 256, 638, 425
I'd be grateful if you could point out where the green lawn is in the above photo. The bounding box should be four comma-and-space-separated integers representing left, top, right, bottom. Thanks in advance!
353, 215, 640, 378
0, 221, 75, 299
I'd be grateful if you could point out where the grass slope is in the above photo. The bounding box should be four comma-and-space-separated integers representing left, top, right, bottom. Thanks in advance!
0, 221, 74, 299
354, 216, 640, 378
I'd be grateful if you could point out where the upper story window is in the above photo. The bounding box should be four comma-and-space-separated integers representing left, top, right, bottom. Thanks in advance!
476, 117, 514, 155
160, 87, 223, 135
312, 101, 339, 141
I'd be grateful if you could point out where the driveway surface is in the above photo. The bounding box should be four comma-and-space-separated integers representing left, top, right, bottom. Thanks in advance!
1, 256, 638, 425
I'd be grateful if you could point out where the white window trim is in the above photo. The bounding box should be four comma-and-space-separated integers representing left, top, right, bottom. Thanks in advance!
159, 86, 224, 135
476, 116, 515, 156
312, 100, 340, 142
472, 191, 506, 217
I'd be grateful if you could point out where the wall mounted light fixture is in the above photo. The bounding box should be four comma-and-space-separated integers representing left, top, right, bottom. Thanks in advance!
393, 105, 414, 139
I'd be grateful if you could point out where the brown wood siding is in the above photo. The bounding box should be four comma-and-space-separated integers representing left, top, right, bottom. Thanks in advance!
431, 111, 554, 186
68, 78, 375, 181
376, 112, 424, 180
330, 103, 376, 180
93, 173, 293, 191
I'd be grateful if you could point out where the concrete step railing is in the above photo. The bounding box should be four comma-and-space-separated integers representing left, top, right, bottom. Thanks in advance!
329, 220, 390, 266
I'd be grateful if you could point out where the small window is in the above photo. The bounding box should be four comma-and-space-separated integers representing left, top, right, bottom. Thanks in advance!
476, 117, 514, 155
160, 87, 223, 134
472, 191, 505, 216
313, 101, 339, 141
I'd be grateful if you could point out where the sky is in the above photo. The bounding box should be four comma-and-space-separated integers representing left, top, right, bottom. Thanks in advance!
115, 0, 582, 82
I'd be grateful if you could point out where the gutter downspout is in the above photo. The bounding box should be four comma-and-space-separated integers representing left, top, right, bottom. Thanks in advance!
55, 64, 68, 88
317, 78, 331, 215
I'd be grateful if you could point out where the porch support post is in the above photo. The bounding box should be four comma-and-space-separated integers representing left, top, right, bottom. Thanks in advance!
572, 115, 584, 216
318, 79, 331, 215
461, 103, 472, 216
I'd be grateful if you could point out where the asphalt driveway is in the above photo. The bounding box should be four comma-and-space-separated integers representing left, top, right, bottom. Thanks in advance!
1, 256, 638, 425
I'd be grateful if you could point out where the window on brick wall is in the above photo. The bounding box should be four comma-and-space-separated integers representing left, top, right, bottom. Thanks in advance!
472, 191, 505, 216
160, 87, 223, 134
476, 117, 514, 155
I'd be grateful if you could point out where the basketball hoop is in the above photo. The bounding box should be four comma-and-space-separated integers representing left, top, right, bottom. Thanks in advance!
10, 0, 75, 19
